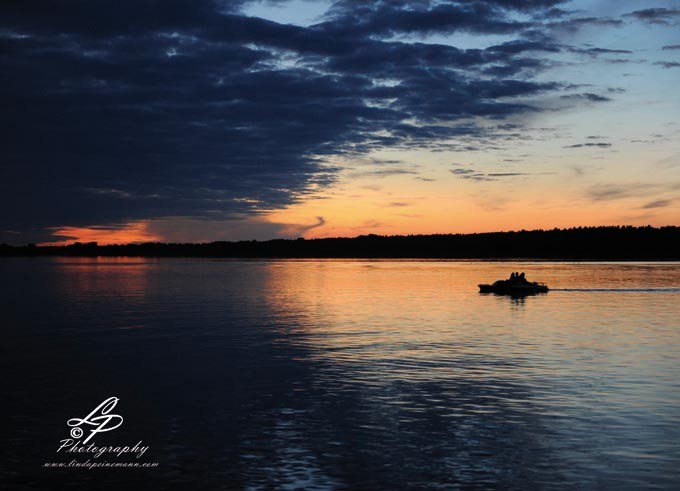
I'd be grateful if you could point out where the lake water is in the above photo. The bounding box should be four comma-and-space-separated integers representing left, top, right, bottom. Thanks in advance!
2, 259, 680, 489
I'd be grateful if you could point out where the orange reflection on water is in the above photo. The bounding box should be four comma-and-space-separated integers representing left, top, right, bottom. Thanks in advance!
51, 257, 156, 330
261, 260, 680, 383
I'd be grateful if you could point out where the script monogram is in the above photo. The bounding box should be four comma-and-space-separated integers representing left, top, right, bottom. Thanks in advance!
67, 396, 124, 443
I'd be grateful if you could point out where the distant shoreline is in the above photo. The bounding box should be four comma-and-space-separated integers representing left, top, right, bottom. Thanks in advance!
2, 226, 679, 260
4, 257, 679, 263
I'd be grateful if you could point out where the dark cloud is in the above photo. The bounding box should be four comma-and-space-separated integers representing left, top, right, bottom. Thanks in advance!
604, 58, 635, 64
543, 7, 571, 18
571, 47, 633, 56
450, 168, 529, 182
479, 0, 567, 10
586, 183, 658, 201
641, 199, 672, 209
295, 216, 326, 233
450, 169, 476, 175
654, 61, 680, 69
482, 58, 549, 77
368, 159, 404, 165
563, 143, 612, 148
662, 44, 680, 50
485, 40, 561, 54
0, 0, 626, 241
349, 169, 419, 179
458, 173, 494, 182
320, 2, 528, 37
487, 172, 527, 177
321, 0, 571, 39
450, 168, 492, 181
569, 165, 585, 177
560, 93, 612, 102
623, 8, 680, 25
548, 17, 623, 32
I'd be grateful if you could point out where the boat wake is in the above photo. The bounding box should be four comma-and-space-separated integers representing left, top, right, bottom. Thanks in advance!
552, 288, 680, 293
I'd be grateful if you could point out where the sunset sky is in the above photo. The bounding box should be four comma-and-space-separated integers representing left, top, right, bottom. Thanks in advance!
1, 0, 679, 245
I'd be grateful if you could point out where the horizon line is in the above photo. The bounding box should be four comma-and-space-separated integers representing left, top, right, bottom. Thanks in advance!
3, 224, 678, 248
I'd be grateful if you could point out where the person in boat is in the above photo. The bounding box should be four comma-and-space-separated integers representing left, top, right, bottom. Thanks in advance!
519, 272, 526, 283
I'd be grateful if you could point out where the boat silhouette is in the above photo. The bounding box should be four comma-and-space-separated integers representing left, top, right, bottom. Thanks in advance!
478, 274, 549, 295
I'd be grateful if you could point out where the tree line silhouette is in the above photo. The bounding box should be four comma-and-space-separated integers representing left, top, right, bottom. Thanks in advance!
1, 226, 679, 259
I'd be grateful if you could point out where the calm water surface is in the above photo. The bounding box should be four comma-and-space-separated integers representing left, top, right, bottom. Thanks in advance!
2, 259, 680, 489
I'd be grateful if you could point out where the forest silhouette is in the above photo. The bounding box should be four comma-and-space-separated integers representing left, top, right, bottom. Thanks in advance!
2, 226, 679, 260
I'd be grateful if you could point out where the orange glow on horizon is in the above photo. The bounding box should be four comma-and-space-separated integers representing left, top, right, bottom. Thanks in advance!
37, 171, 680, 246
41, 221, 162, 246
267, 185, 680, 240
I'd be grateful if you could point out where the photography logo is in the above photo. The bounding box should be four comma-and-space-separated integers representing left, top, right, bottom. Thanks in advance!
67, 396, 123, 443
44, 396, 158, 469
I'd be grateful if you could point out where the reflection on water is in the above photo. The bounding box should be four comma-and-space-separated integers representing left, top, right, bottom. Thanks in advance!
2, 259, 680, 489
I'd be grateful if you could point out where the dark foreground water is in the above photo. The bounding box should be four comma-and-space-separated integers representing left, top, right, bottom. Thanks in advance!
2, 259, 680, 490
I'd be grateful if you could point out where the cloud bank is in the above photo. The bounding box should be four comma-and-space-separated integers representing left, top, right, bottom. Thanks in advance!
0, 0, 649, 242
